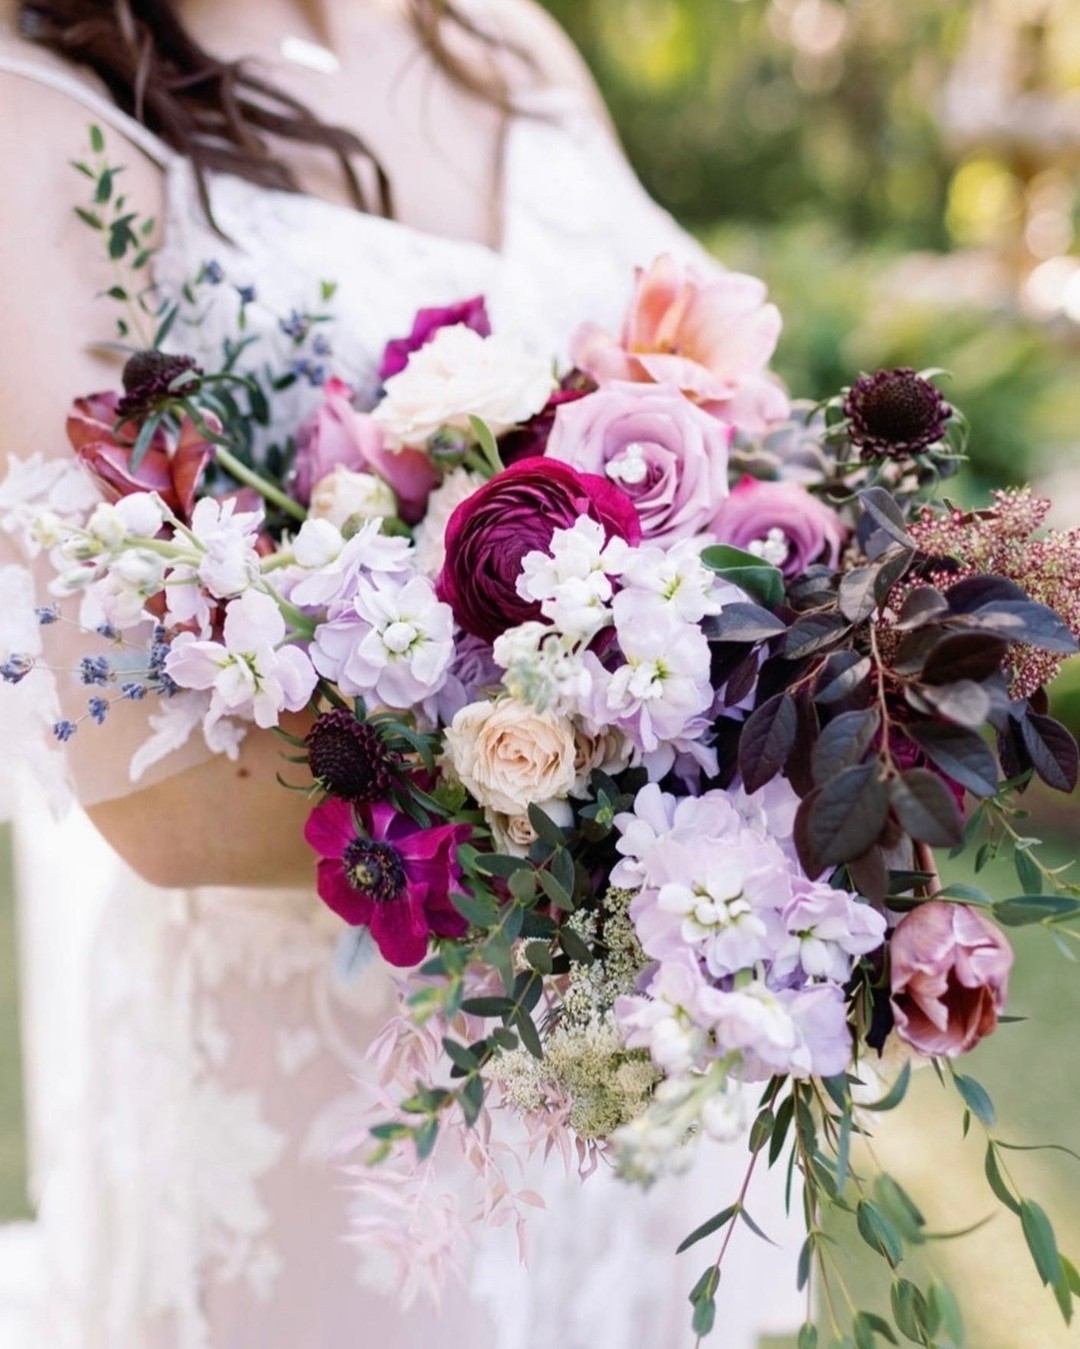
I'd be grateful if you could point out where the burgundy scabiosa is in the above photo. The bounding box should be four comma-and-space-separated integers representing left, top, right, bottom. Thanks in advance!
843, 368, 951, 457
117, 349, 203, 418
305, 709, 397, 802
305, 798, 471, 967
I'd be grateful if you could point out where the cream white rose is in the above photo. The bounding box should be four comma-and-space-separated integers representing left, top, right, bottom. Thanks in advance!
309, 466, 397, 530
443, 697, 577, 815
571, 724, 634, 797
485, 798, 574, 858
372, 325, 554, 449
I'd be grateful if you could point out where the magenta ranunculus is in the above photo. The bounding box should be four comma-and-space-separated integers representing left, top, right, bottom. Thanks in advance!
710, 475, 847, 578
436, 457, 642, 643
545, 381, 731, 544
304, 796, 471, 967
292, 377, 437, 523
66, 391, 211, 522
889, 901, 1013, 1058
378, 296, 492, 382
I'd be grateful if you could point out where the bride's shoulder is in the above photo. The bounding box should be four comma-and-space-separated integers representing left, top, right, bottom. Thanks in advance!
448, 0, 610, 118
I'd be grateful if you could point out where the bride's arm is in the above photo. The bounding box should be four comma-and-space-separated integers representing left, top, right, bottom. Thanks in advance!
1, 72, 319, 889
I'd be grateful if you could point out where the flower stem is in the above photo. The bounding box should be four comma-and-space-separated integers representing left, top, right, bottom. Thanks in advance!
213, 444, 307, 522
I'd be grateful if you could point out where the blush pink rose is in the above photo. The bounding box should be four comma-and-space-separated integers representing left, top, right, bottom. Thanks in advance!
889, 901, 1013, 1057
378, 296, 491, 382
436, 457, 642, 643
545, 381, 731, 544
292, 377, 437, 523
710, 476, 847, 578
571, 253, 790, 434
66, 391, 211, 522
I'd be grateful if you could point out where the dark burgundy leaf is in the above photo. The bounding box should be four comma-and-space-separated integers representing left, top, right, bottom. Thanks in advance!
815, 652, 872, 707
907, 722, 999, 798
812, 707, 882, 785
793, 788, 822, 876
802, 763, 890, 874
921, 632, 1008, 685
895, 587, 949, 631
838, 566, 880, 624
889, 769, 964, 846
783, 613, 851, 660
996, 722, 1033, 785
859, 488, 915, 548
872, 549, 916, 606
918, 680, 992, 729
894, 627, 946, 676
847, 846, 889, 902
786, 692, 820, 797
725, 650, 760, 707
709, 602, 788, 643
739, 693, 798, 793
959, 601, 1077, 654
711, 642, 754, 687
1019, 713, 1080, 793
709, 717, 743, 789
945, 575, 1030, 614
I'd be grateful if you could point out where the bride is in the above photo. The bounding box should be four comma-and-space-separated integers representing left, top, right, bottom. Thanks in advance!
0, 1, 805, 1345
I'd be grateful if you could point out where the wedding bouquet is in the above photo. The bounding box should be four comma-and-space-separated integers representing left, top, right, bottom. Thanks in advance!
4, 132, 1080, 1347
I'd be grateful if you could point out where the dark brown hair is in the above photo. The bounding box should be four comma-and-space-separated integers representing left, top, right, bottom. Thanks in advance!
17, 0, 523, 219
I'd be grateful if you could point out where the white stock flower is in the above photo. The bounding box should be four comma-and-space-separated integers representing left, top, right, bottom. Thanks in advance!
309, 466, 397, 530
289, 518, 413, 610
310, 573, 453, 708
189, 497, 264, 599
89, 548, 168, 628
443, 697, 577, 815
517, 518, 631, 640
412, 468, 485, 577
372, 325, 554, 449
165, 588, 317, 730
84, 493, 166, 552
619, 539, 734, 625
0, 452, 101, 556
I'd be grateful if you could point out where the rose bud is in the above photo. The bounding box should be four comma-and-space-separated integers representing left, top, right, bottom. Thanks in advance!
889, 901, 1013, 1057
436, 457, 641, 644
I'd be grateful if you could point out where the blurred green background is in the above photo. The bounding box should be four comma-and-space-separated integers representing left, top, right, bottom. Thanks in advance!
2, 3, 1080, 1345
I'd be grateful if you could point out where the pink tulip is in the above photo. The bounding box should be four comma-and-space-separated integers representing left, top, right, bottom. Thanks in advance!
66, 391, 211, 522
889, 901, 1013, 1057
292, 378, 437, 524
571, 253, 790, 433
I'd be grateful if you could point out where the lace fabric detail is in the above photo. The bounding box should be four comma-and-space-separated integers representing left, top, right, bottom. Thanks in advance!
0, 60, 803, 1349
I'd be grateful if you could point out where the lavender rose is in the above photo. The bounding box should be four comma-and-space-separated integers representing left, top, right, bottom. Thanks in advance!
436, 457, 642, 643
889, 901, 1013, 1057
545, 381, 732, 544
378, 295, 491, 382
710, 475, 847, 578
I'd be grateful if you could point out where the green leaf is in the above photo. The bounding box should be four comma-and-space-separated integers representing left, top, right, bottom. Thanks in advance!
1021, 1199, 1062, 1287
475, 853, 530, 878
537, 868, 574, 911
995, 894, 1080, 926
700, 543, 785, 607
749, 1108, 775, 1154
451, 889, 501, 928
935, 882, 994, 908
89, 123, 105, 153
738, 1207, 777, 1245
983, 1144, 1020, 1214
874, 1174, 926, 1244
860, 1062, 912, 1113
1015, 847, 1044, 896
691, 1295, 716, 1338
467, 414, 502, 473
74, 205, 104, 230
798, 1323, 819, 1349
891, 1278, 930, 1343
524, 940, 553, 975
559, 924, 594, 965
414, 1117, 439, 1160
856, 1310, 899, 1345
513, 1009, 543, 1059
460, 996, 514, 1018
928, 1282, 964, 1345
675, 1203, 739, 1255
460, 1073, 484, 1127
441, 1038, 479, 1073
952, 1072, 996, 1127
857, 1201, 903, 1267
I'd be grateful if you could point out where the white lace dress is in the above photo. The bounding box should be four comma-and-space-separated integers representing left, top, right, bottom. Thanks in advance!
0, 56, 806, 1349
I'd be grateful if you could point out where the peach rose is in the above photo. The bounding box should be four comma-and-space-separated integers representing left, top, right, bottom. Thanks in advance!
889, 901, 1013, 1058
485, 799, 574, 858
571, 253, 789, 433
443, 698, 577, 816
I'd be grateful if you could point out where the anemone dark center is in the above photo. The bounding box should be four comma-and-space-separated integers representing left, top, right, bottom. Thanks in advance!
342, 838, 407, 903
